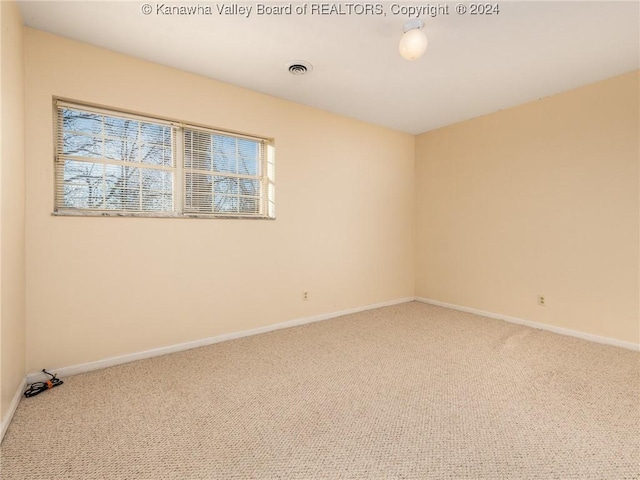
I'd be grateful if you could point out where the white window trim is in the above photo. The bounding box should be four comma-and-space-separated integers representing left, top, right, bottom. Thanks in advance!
53, 99, 275, 220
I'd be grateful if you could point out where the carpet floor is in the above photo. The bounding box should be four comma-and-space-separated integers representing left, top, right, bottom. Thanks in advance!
1, 302, 638, 479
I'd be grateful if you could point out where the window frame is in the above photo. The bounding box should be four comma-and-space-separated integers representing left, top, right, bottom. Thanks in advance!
53, 99, 275, 220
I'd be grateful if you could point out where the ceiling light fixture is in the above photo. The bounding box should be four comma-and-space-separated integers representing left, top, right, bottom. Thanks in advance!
399, 19, 428, 61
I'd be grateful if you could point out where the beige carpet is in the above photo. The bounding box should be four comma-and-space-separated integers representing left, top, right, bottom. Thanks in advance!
1, 302, 639, 479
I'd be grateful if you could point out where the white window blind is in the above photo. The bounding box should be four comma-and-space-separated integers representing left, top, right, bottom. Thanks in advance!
184, 127, 266, 216
54, 101, 274, 219
55, 103, 176, 213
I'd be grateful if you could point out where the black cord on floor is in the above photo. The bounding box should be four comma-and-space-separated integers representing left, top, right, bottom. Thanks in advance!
23, 370, 64, 398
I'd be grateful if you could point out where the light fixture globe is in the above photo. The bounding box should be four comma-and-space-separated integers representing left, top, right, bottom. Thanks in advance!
399, 19, 428, 61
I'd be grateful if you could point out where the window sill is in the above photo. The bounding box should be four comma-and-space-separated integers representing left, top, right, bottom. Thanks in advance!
52, 211, 276, 220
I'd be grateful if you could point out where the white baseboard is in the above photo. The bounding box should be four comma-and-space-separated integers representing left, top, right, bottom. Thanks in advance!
415, 297, 640, 351
21, 296, 639, 385
26, 297, 415, 384
0, 377, 26, 444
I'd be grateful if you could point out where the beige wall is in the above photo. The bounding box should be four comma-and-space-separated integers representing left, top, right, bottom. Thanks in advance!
24, 28, 415, 372
416, 71, 640, 344
1, 0, 26, 422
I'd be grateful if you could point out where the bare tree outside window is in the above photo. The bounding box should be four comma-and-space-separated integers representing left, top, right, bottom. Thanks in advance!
59, 108, 174, 212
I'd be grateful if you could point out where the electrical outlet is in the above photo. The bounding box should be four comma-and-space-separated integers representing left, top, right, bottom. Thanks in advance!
303, 291, 308, 301
538, 295, 546, 306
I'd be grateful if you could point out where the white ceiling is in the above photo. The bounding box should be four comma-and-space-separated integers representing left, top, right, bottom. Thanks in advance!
19, 1, 640, 134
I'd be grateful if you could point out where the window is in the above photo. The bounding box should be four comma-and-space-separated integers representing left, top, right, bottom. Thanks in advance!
184, 128, 264, 215
54, 101, 275, 218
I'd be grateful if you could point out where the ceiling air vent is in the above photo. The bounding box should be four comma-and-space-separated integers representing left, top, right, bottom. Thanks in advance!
287, 61, 313, 76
